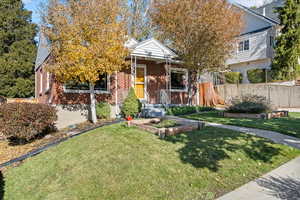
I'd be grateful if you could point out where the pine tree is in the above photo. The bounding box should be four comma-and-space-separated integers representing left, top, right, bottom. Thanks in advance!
272, 0, 300, 81
0, 0, 37, 98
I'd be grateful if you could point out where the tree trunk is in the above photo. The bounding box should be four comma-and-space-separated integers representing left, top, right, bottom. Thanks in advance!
89, 83, 97, 124
187, 71, 197, 105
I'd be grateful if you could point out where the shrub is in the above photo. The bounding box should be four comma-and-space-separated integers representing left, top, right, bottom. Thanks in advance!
225, 72, 242, 84
226, 95, 272, 114
96, 102, 111, 119
0, 103, 57, 141
121, 88, 142, 117
166, 106, 216, 116
247, 69, 266, 83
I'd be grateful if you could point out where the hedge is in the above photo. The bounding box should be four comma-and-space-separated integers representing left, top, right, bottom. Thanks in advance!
166, 106, 216, 116
225, 72, 242, 84
247, 69, 266, 83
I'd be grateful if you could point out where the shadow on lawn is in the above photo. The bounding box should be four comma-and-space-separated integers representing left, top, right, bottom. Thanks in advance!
256, 176, 300, 200
0, 171, 4, 200
164, 127, 281, 171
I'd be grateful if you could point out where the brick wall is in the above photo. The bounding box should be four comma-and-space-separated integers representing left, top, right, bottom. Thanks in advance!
36, 59, 198, 106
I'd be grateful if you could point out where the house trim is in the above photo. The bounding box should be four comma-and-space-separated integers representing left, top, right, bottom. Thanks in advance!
63, 74, 111, 94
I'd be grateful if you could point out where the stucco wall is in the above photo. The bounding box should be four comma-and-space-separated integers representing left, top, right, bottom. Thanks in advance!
216, 84, 300, 108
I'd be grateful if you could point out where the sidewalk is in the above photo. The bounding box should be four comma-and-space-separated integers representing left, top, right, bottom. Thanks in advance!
217, 156, 300, 200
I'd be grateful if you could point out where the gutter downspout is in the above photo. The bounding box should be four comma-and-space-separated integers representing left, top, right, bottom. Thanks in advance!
115, 71, 118, 118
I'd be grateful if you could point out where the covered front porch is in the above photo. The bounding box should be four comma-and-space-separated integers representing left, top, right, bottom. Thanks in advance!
127, 38, 198, 106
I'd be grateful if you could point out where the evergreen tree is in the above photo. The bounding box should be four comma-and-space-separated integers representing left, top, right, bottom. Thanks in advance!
0, 0, 37, 98
272, 0, 300, 81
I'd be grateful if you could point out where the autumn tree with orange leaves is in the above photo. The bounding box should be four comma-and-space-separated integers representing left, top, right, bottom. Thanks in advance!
151, 0, 243, 104
42, 0, 129, 123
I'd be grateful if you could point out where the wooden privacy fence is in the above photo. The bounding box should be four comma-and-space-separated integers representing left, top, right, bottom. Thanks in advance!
7, 98, 38, 104
199, 82, 225, 106
216, 84, 300, 108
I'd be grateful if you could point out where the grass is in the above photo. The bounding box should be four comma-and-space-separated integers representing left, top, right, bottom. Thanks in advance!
184, 112, 300, 139
1, 123, 299, 200
153, 120, 179, 128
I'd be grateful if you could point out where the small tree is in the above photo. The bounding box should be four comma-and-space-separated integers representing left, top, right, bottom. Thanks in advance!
121, 87, 141, 117
272, 0, 300, 81
151, 0, 243, 104
43, 0, 129, 123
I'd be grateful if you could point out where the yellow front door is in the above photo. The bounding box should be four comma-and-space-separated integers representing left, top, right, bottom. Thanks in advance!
135, 67, 145, 99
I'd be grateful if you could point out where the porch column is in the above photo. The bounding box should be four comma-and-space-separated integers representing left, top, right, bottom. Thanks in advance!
131, 55, 137, 88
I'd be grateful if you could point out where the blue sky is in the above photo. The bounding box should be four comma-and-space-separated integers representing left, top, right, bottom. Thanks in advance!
23, 0, 271, 26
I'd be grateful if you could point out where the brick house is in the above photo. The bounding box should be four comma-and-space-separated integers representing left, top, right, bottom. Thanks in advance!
35, 36, 199, 118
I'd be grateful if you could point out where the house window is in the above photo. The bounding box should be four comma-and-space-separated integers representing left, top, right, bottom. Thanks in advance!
64, 73, 109, 92
170, 68, 188, 91
238, 40, 250, 52
94, 74, 108, 91
270, 36, 275, 47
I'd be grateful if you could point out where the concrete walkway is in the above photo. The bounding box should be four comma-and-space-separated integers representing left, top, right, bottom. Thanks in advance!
207, 122, 300, 150
217, 156, 300, 200
168, 116, 300, 200
168, 116, 300, 150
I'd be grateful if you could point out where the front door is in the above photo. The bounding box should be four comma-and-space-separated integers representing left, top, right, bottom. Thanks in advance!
135, 65, 146, 100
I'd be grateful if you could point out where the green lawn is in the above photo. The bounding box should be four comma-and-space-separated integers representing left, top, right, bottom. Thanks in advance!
1, 124, 300, 200
185, 112, 300, 138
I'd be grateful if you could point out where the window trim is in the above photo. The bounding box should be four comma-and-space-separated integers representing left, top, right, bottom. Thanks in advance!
39, 71, 43, 94
170, 67, 188, 92
63, 74, 110, 94
46, 72, 50, 92
237, 39, 250, 53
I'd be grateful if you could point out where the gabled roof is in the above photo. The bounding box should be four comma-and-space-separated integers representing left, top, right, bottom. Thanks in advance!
233, 3, 280, 25
254, 0, 284, 23
131, 38, 178, 59
34, 35, 178, 71
35, 33, 50, 71
125, 38, 139, 49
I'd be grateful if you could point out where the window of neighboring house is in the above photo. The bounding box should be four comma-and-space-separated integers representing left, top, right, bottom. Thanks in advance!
64, 73, 109, 92
270, 36, 275, 48
39, 72, 43, 94
238, 40, 250, 52
170, 68, 188, 91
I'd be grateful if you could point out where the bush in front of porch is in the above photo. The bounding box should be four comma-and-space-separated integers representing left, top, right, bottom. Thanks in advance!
121, 87, 142, 118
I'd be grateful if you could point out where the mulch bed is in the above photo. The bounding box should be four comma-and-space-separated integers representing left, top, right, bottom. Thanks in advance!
0, 119, 119, 170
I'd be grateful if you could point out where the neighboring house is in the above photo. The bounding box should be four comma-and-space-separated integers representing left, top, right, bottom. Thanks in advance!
227, 3, 282, 83
35, 36, 199, 117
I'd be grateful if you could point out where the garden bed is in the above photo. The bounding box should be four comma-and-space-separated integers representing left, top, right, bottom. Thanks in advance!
222, 110, 289, 120
130, 117, 205, 137
0, 119, 115, 167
